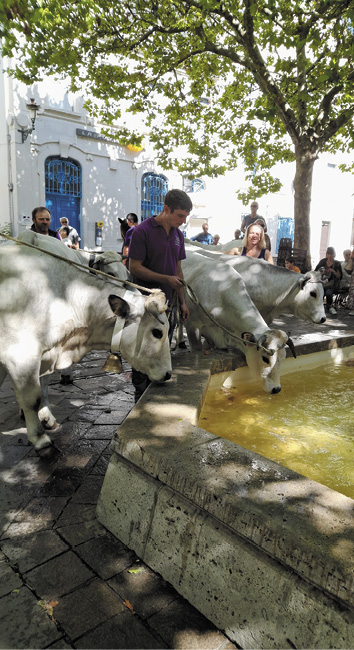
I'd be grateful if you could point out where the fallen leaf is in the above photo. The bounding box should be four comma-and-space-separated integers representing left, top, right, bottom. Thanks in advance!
123, 599, 135, 613
128, 568, 142, 574
12, 589, 20, 593
203, 350, 210, 355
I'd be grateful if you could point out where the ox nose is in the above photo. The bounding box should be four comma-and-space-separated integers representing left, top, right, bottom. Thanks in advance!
271, 386, 281, 394
320, 317, 326, 323
164, 372, 172, 381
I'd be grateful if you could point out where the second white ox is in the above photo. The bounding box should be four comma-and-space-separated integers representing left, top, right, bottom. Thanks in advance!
181, 250, 295, 394
0, 242, 172, 450
185, 241, 326, 325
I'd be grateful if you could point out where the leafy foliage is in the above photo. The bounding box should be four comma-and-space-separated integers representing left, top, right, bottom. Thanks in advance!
2, 0, 354, 241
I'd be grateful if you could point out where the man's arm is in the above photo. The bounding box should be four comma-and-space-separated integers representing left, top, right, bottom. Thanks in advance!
176, 260, 189, 321
129, 259, 183, 291
241, 217, 246, 233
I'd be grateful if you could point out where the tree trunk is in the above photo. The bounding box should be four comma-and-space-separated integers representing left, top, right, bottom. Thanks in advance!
292, 145, 317, 269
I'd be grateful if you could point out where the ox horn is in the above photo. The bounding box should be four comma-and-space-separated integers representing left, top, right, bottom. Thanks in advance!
286, 335, 297, 358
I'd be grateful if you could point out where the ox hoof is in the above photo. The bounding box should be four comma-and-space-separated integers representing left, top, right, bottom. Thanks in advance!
34, 434, 53, 452
42, 418, 59, 431
60, 376, 73, 385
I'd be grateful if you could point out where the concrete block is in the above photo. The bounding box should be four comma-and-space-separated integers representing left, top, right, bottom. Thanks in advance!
96, 454, 161, 558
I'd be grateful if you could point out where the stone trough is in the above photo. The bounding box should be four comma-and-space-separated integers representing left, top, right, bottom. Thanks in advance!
97, 330, 354, 649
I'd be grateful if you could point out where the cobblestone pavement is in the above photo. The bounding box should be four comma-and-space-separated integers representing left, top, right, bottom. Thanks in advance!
0, 306, 353, 650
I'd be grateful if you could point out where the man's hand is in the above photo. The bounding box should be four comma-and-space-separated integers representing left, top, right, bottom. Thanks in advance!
167, 276, 184, 290
180, 301, 189, 321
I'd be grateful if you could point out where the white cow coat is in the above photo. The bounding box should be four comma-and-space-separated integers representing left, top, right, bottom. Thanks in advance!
0, 243, 171, 449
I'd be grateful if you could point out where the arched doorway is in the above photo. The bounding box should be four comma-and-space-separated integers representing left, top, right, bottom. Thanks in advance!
45, 157, 82, 233
141, 173, 168, 221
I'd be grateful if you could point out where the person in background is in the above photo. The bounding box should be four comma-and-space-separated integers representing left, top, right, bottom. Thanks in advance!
126, 212, 138, 228
59, 226, 73, 247
234, 229, 242, 240
241, 223, 273, 263
31, 207, 61, 240
241, 201, 267, 233
128, 189, 192, 401
190, 222, 214, 245
56, 217, 80, 249
255, 218, 271, 251
118, 218, 132, 259
347, 249, 354, 316
315, 246, 342, 315
213, 234, 221, 245
285, 256, 301, 273
341, 249, 353, 290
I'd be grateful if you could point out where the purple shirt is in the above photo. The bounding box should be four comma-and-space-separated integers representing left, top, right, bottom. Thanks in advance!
124, 226, 135, 251
128, 217, 186, 303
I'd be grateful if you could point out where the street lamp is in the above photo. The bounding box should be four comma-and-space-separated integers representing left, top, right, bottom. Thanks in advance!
18, 98, 40, 143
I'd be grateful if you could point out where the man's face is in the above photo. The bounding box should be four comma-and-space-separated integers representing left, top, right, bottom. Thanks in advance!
202, 223, 208, 234
285, 261, 292, 270
165, 206, 190, 228
250, 203, 258, 214
60, 219, 69, 228
33, 210, 51, 234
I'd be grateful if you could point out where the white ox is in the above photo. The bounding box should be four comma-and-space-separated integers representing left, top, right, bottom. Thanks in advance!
0, 243, 171, 450
185, 241, 326, 325
17, 230, 129, 281
181, 250, 296, 394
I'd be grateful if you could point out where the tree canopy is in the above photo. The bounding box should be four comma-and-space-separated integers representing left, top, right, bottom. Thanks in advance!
2, 0, 354, 251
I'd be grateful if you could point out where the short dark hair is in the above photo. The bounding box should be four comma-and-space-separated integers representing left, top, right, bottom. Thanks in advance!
32, 206, 51, 220
126, 212, 138, 224
120, 220, 131, 238
60, 226, 70, 237
285, 256, 295, 264
164, 189, 193, 213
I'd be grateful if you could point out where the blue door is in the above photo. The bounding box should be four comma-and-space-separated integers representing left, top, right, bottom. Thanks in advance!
45, 157, 81, 233
276, 216, 294, 254
141, 173, 168, 221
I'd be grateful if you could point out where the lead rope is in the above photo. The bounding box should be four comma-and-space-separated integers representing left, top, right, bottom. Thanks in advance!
1, 232, 275, 357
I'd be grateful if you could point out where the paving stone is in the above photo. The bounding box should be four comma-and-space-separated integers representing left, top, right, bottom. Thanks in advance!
53, 577, 124, 640
75, 535, 135, 580
57, 519, 107, 547
1, 497, 70, 539
70, 475, 105, 504
147, 597, 236, 650
0, 551, 22, 597
39, 467, 85, 497
46, 638, 73, 649
80, 424, 118, 440
25, 551, 94, 599
0, 444, 31, 468
90, 454, 112, 476
0, 586, 61, 649
108, 563, 178, 620
74, 609, 166, 649
54, 503, 97, 529
1, 530, 68, 574
93, 409, 131, 426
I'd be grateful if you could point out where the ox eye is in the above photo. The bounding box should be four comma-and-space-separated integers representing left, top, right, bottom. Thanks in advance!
152, 328, 163, 339
310, 291, 316, 298
262, 356, 270, 365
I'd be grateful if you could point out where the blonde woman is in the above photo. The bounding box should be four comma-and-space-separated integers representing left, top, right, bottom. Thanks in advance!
241, 224, 273, 263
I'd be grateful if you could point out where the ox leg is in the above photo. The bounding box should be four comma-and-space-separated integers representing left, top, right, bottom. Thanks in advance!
10, 367, 52, 450
184, 322, 203, 351
38, 375, 58, 430
0, 364, 7, 388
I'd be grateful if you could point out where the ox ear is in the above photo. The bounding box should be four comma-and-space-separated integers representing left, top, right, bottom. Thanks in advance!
108, 295, 130, 319
299, 273, 311, 289
241, 332, 256, 346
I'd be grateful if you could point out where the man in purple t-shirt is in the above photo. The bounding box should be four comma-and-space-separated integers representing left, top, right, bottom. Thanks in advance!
129, 189, 192, 317
128, 189, 192, 400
